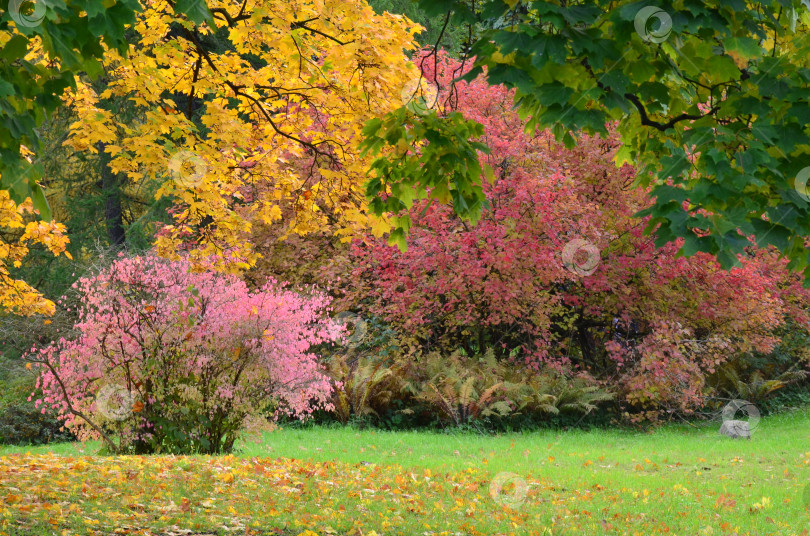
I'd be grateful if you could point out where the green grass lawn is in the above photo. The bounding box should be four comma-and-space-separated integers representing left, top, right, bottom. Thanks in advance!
2, 409, 810, 535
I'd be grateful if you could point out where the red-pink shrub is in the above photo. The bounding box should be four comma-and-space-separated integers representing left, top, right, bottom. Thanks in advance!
344, 54, 810, 420
29, 254, 337, 453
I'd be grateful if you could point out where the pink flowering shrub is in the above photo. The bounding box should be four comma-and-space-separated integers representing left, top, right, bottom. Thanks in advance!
29, 254, 337, 453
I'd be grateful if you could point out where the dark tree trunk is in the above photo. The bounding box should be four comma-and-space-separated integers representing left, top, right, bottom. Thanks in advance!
576, 320, 594, 366
97, 142, 126, 248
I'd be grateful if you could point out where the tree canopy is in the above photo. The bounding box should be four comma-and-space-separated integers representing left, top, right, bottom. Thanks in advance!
367, 0, 810, 278
3, 0, 810, 316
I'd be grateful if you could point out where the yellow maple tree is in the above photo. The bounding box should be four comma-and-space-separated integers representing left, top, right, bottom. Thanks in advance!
0, 28, 70, 315
64, 0, 423, 273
